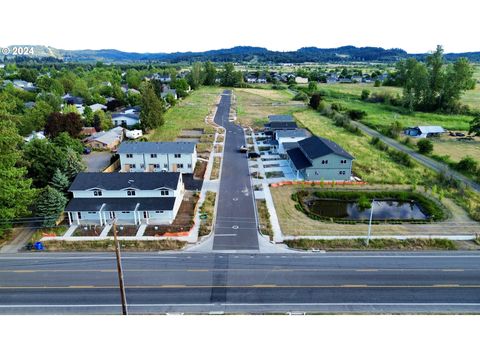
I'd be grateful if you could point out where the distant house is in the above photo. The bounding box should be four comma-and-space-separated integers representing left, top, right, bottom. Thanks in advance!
295, 77, 309, 84
326, 76, 338, 84
338, 78, 352, 84
161, 89, 177, 100
64, 172, 185, 226
268, 114, 295, 123
287, 135, 354, 181
62, 94, 84, 105
351, 76, 363, 83
275, 129, 310, 155
84, 126, 124, 150
12, 79, 37, 91
245, 75, 257, 84
112, 113, 140, 128
24, 101, 36, 109
120, 85, 140, 95
257, 75, 267, 84
404, 126, 446, 138
264, 121, 298, 134
89, 103, 107, 112
80, 127, 97, 137
376, 73, 389, 82
118, 142, 197, 174
24, 131, 46, 142
152, 74, 172, 83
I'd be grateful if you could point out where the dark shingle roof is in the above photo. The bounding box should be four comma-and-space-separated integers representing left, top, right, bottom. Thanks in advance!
283, 142, 300, 151
265, 122, 298, 130
275, 129, 309, 138
268, 114, 295, 122
298, 136, 354, 160
118, 141, 195, 154
287, 147, 312, 170
69, 172, 180, 191
65, 198, 105, 212
65, 197, 176, 212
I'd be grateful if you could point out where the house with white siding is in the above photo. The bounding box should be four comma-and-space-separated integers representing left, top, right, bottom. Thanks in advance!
275, 129, 310, 155
65, 172, 184, 226
118, 141, 197, 173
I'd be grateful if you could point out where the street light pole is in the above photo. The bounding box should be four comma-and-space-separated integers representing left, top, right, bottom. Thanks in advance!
112, 220, 128, 315
366, 199, 375, 247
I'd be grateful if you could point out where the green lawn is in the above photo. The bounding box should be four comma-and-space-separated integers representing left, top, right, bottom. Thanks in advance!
315, 83, 472, 131
293, 110, 432, 184
147, 86, 221, 141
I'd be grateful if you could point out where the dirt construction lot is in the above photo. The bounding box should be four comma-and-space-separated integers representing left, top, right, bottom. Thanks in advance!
271, 184, 480, 237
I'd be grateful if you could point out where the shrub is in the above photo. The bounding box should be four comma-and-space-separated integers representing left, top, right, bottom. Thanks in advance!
347, 109, 367, 120
417, 139, 434, 154
293, 92, 309, 101
360, 89, 370, 101
455, 156, 478, 175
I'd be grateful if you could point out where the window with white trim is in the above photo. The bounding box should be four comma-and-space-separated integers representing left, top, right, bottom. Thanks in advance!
127, 190, 136, 196
160, 190, 169, 196
93, 190, 102, 196
174, 154, 181, 158
150, 154, 157, 158
126, 154, 133, 158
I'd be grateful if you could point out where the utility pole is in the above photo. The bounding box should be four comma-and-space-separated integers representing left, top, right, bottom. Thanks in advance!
366, 199, 375, 247
112, 221, 128, 315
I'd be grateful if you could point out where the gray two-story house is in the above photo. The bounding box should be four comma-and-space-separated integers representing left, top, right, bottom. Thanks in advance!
287, 135, 354, 181
65, 172, 185, 226
118, 142, 197, 174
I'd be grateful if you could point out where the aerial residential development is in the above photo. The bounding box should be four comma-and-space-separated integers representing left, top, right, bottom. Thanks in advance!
1, 35, 480, 318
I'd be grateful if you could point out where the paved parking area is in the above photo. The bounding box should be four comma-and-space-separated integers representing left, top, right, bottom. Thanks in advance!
82, 152, 112, 172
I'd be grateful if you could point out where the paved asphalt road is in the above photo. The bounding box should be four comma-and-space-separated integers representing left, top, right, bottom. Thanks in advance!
0, 252, 479, 314
356, 122, 480, 193
212, 90, 259, 250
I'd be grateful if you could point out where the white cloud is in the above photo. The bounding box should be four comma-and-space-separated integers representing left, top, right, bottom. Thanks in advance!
1, 0, 478, 53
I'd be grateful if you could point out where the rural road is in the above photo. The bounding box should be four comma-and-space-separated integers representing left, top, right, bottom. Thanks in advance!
212, 90, 259, 250
0, 252, 479, 314
356, 121, 480, 193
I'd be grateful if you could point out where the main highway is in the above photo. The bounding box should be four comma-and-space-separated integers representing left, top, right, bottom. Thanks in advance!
0, 252, 479, 314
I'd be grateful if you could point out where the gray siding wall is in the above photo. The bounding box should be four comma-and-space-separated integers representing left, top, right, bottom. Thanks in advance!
304, 153, 352, 181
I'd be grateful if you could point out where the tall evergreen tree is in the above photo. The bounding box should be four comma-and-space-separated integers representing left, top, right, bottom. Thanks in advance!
34, 186, 67, 227
50, 168, 70, 193
140, 82, 165, 131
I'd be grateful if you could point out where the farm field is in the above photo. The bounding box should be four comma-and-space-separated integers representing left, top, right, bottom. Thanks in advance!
293, 110, 431, 184
235, 88, 305, 128
315, 83, 472, 131
147, 86, 220, 141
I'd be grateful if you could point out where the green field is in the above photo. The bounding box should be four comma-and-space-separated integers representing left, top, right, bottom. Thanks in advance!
293, 110, 431, 184
147, 86, 220, 141
315, 83, 473, 131
235, 88, 305, 128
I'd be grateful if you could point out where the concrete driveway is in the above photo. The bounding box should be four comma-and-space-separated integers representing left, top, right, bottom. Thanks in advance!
82, 152, 112, 172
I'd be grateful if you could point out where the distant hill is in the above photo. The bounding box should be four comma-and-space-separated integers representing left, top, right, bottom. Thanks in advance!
3, 45, 480, 63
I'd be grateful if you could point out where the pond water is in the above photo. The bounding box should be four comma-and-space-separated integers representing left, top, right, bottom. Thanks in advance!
308, 199, 428, 220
